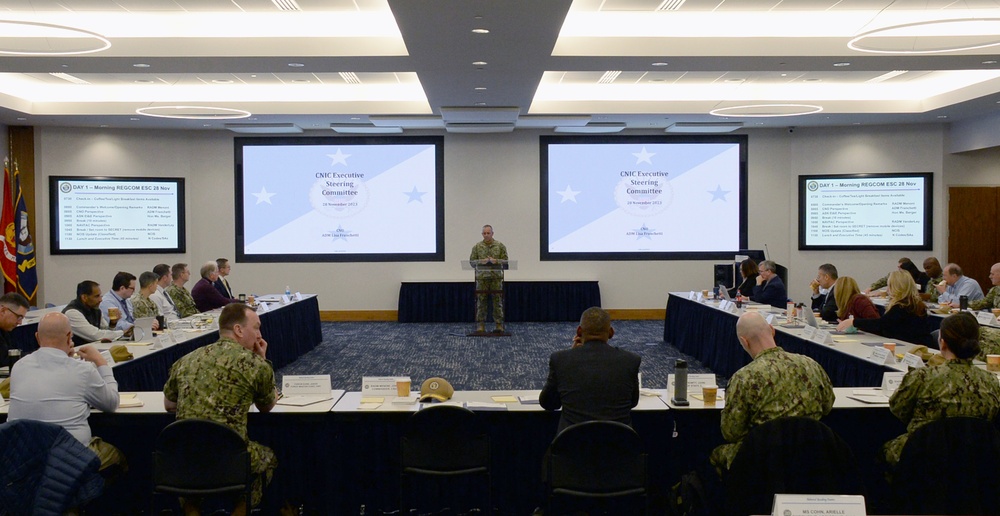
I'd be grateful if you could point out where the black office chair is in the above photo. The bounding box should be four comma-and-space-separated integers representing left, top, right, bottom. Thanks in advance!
150, 418, 252, 514
724, 417, 864, 516
400, 404, 491, 514
890, 416, 1000, 515
0, 419, 104, 516
544, 420, 648, 516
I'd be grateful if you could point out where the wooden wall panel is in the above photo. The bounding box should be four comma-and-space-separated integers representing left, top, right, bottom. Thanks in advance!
948, 187, 998, 293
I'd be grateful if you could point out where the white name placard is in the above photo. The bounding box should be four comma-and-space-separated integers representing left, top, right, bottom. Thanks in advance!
362, 376, 404, 396
868, 346, 895, 365
282, 374, 332, 397
294, 292, 304, 301
688, 291, 697, 300
801, 325, 817, 339
258, 302, 270, 313
881, 371, 906, 394
811, 329, 835, 345
668, 373, 716, 396
772, 494, 867, 516
281, 294, 291, 305
901, 353, 925, 370
976, 311, 997, 326
765, 313, 776, 325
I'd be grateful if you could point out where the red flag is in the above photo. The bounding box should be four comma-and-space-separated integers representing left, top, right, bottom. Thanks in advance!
1, 162, 17, 294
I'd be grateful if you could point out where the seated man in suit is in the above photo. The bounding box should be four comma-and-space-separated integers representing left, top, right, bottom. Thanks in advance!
99, 271, 136, 331
150, 263, 180, 323
809, 263, 838, 322
214, 258, 235, 299
540, 306, 641, 433
62, 280, 124, 345
191, 261, 240, 312
0, 292, 29, 368
710, 312, 834, 475
751, 260, 787, 308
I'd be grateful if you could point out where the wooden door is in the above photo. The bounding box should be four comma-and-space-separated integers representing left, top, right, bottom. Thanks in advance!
948, 187, 999, 293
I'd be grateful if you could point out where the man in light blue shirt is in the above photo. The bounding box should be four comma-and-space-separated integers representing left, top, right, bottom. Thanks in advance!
937, 263, 985, 306
99, 271, 136, 331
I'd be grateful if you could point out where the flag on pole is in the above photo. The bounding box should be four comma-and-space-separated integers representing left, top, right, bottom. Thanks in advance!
13, 162, 37, 303
1, 160, 17, 294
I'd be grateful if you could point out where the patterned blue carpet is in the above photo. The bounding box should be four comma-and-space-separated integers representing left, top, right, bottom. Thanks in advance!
277, 320, 722, 391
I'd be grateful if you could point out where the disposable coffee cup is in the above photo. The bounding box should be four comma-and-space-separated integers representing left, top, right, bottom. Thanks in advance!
883, 342, 896, 354
988, 355, 1000, 373
702, 385, 718, 404
396, 379, 411, 397
8, 348, 21, 367
992, 308, 1000, 318
239, 293, 247, 302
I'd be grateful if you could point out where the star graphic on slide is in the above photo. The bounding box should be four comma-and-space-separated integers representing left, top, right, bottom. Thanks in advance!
633, 223, 654, 240
404, 186, 427, 203
327, 148, 351, 166
331, 225, 351, 242
557, 185, 580, 203
632, 147, 655, 165
252, 186, 275, 205
708, 184, 730, 202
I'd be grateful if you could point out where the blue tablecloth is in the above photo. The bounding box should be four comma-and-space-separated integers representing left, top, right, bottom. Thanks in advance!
397, 281, 601, 322
664, 293, 894, 387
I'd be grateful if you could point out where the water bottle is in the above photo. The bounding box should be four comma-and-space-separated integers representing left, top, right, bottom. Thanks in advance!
672, 359, 690, 406
285, 285, 291, 297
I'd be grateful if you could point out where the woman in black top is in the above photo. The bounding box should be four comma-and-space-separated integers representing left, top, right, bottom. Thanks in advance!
837, 270, 933, 347
729, 258, 758, 298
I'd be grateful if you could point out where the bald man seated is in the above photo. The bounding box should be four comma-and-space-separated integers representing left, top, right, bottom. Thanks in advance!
7, 312, 127, 472
709, 311, 834, 475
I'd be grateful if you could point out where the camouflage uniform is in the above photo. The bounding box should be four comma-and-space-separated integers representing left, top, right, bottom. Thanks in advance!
969, 285, 1000, 311
130, 292, 160, 320
927, 274, 943, 303
882, 358, 1000, 466
870, 275, 888, 291
710, 346, 834, 473
470, 239, 508, 326
977, 326, 1000, 362
165, 284, 198, 318
163, 338, 278, 506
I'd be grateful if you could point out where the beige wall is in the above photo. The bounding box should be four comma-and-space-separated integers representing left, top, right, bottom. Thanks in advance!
30, 123, 978, 311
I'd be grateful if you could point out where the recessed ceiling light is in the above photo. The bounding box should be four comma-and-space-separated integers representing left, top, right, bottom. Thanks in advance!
780, 73, 788, 77
474, 87, 487, 91
475, 102, 487, 106
16, 117, 26, 121
130, 117, 139, 121
134, 79, 154, 84
984, 60, 998, 65
292, 79, 310, 83
212, 79, 234, 84
833, 62, 851, 67
350, 117, 361, 120
250, 74, 257, 78
133, 63, 150, 68
288, 63, 305, 67
472, 61, 487, 66
652, 62, 668, 66
937, 115, 948, 119
203, 124, 211, 127
724, 78, 744, 83
853, 122, 861, 125
804, 78, 822, 82
249, 117, 258, 121
100, 124, 108, 128
471, 28, 489, 34
61, 64, 68, 68
649, 79, 665, 82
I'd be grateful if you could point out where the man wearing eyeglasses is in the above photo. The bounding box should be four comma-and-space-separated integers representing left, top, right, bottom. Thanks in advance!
99, 271, 137, 331
0, 292, 29, 367
751, 260, 788, 308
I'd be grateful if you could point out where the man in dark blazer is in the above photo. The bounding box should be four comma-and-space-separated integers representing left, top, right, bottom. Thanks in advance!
810, 263, 839, 322
213, 258, 234, 299
540, 307, 641, 433
751, 260, 788, 308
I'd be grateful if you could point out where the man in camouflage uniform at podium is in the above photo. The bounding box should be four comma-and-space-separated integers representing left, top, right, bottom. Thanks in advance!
470, 224, 508, 333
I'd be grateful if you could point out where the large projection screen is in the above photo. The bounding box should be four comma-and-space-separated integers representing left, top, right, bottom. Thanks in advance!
540, 135, 748, 261
798, 173, 933, 251
49, 176, 186, 255
235, 136, 445, 263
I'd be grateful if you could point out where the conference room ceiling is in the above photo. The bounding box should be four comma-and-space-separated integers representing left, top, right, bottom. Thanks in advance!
0, 0, 999, 132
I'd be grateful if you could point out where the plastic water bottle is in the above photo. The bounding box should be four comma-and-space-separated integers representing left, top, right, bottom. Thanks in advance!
285, 285, 291, 297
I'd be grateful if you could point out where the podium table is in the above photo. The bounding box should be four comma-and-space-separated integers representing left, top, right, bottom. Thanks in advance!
397, 281, 601, 322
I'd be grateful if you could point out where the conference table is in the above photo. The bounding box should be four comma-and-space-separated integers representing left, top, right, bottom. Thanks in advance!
664, 293, 919, 387
0, 387, 909, 514
7, 295, 322, 391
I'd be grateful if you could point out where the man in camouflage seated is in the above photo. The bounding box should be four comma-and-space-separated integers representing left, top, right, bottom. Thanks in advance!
163, 303, 279, 514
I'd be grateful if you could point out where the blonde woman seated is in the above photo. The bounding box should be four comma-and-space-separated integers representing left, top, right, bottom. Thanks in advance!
833, 276, 880, 322
837, 270, 933, 346
881, 311, 1000, 467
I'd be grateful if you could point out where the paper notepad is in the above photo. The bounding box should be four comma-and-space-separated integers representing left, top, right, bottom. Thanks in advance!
847, 390, 890, 404
357, 403, 382, 410
119, 393, 144, 408
518, 394, 540, 404
360, 397, 385, 404
464, 401, 507, 411
277, 395, 333, 407
491, 395, 518, 403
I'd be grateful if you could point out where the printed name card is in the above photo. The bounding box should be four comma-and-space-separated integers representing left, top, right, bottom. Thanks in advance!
281, 294, 291, 305
361, 376, 403, 396
976, 311, 997, 326
282, 375, 332, 397
688, 291, 697, 300
696, 292, 705, 302
258, 302, 270, 313
800, 325, 817, 339
810, 329, 835, 345
881, 372, 906, 394
771, 494, 866, 516
901, 353, 925, 369
668, 373, 716, 396
868, 346, 895, 365
294, 292, 304, 301
765, 313, 776, 325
